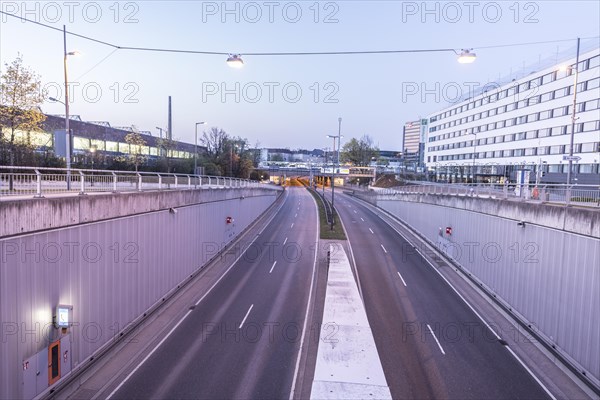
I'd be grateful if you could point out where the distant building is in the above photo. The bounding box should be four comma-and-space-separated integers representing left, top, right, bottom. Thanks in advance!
0, 113, 204, 163
402, 119, 427, 169
425, 47, 600, 184
402, 120, 421, 154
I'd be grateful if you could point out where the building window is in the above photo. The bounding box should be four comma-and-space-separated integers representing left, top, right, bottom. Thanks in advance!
581, 142, 599, 153
588, 55, 600, 70
549, 145, 565, 155
541, 72, 555, 85
586, 78, 600, 91
106, 141, 118, 152
548, 164, 561, 173
526, 130, 538, 139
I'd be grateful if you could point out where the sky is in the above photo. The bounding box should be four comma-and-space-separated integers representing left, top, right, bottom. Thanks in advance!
1, 1, 599, 151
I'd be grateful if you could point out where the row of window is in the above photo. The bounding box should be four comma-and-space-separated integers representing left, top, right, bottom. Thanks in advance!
429, 54, 600, 123
428, 98, 600, 144
428, 120, 600, 152
429, 77, 600, 134
73, 136, 192, 159
430, 141, 599, 162
434, 163, 599, 174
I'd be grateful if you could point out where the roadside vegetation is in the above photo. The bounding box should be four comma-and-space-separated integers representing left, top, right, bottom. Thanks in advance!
293, 178, 347, 240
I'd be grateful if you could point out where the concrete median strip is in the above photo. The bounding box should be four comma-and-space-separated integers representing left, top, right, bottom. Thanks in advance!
310, 243, 392, 400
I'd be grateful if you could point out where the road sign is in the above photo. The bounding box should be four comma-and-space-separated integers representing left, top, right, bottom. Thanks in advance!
563, 155, 581, 161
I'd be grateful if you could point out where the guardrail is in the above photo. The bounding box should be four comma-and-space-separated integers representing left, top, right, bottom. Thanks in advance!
0, 166, 263, 199
371, 182, 600, 207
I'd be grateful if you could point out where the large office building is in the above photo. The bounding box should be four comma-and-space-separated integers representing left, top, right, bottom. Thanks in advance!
402, 119, 427, 169
424, 47, 600, 185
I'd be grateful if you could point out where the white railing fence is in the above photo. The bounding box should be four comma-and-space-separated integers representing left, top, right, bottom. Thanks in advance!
0, 166, 263, 199
369, 182, 600, 207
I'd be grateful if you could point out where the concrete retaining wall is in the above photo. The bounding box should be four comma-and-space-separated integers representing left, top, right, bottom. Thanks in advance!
0, 187, 280, 399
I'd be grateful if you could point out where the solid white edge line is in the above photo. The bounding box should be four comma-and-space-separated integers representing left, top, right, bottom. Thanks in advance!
337, 204, 365, 303
427, 324, 446, 355
106, 189, 289, 400
506, 346, 557, 400
397, 271, 407, 287
239, 304, 254, 329
106, 310, 193, 399
369, 228, 374, 234
269, 261, 277, 274
381, 244, 388, 253
289, 190, 319, 400
360, 217, 364, 222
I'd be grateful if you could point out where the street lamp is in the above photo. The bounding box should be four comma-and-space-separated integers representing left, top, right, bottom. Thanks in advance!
564, 37, 581, 187
227, 54, 244, 68
61, 25, 80, 190
458, 49, 477, 64
194, 122, 206, 175
326, 117, 343, 230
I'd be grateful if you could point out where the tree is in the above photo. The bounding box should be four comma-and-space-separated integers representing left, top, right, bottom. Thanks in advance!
201, 127, 228, 158
341, 135, 379, 166
157, 137, 178, 173
0, 55, 47, 189
124, 127, 147, 172
270, 153, 284, 162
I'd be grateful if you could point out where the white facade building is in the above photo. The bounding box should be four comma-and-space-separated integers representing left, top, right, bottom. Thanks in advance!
425, 48, 600, 185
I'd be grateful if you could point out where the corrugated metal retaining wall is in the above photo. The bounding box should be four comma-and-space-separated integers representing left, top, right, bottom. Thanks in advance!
0, 188, 279, 399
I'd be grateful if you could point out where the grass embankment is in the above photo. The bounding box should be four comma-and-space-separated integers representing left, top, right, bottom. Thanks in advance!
295, 178, 346, 240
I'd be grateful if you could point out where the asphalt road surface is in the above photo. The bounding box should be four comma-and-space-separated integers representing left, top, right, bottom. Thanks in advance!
107, 187, 318, 399
334, 190, 551, 400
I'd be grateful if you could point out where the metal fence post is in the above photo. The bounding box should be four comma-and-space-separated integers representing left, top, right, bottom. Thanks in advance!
138, 173, 143, 192
112, 172, 118, 192
35, 169, 43, 198
79, 171, 86, 195
157, 174, 161, 190
174, 175, 178, 189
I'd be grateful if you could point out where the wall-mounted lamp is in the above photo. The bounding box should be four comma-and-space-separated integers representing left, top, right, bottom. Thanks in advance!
54, 304, 73, 330
169, 207, 177, 214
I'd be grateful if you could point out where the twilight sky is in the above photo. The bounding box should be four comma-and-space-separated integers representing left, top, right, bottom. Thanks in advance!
1, 1, 599, 150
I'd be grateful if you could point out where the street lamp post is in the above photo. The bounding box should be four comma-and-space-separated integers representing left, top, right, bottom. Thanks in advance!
194, 122, 206, 175
566, 37, 581, 188
327, 117, 342, 230
62, 25, 80, 190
